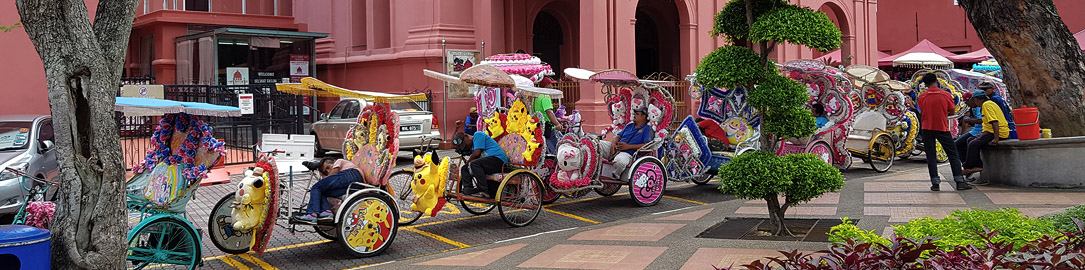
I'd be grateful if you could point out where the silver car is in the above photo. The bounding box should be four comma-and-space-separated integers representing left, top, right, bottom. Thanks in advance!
311, 98, 441, 156
0, 115, 58, 214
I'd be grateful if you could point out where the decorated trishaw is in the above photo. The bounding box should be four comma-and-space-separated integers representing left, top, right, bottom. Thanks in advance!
406, 65, 547, 227
842, 66, 916, 172
775, 60, 856, 169
545, 68, 675, 206
947, 68, 1010, 105
118, 97, 239, 269
206, 77, 415, 258
905, 69, 968, 161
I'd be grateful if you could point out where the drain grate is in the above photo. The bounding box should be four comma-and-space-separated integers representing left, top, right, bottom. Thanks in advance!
696, 218, 850, 242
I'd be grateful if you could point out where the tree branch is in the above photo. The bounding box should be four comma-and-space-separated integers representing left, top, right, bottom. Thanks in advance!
92, 0, 139, 68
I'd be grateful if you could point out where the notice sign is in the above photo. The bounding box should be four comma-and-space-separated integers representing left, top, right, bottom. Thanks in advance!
120, 84, 164, 99
227, 67, 250, 85
290, 55, 309, 76
446, 50, 480, 76
238, 93, 254, 115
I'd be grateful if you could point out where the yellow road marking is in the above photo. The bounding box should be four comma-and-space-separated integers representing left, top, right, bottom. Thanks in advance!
545, 208, 599, 224
664, 195, 707, 205
265, 239, 332, 252
238, 254, 279, 270
402, 227, 471, 248
218, 255, 253, 270
548, 196, 603, 207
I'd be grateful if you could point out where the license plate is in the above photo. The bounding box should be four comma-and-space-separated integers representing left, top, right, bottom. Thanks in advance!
400, 125, 421, 132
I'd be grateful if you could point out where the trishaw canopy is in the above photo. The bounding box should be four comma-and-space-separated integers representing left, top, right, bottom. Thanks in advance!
276, 77, 428, 103
115, 97, 242, 117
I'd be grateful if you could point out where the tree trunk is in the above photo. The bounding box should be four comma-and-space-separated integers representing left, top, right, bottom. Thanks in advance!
16, 0, 139, 269
764, 195, 793, 236
959, 0, 1085, 136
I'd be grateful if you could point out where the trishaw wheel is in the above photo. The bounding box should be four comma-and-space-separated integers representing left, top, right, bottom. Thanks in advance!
337, 191, 398, 258
807, 141, 833, 164
935, 142, 949, 163
868, 133, 896, 173
127, 217, 199, 270
496, 171, 543, 227
208, 193, 252, 255
691, 174, 714, 185
628, 157, 667, 207
460, 200, 496, 215
314, 225, 338, 240
387, 170, 422, 225
541, 185, 561, 204
539, 158, 561, 204
594, 183, 622, 196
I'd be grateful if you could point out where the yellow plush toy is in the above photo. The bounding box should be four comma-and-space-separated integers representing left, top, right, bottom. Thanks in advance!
485, 113, 505, 138
506, 100, 529, 134
409, 153, 450, 217
231, 167, 269, 231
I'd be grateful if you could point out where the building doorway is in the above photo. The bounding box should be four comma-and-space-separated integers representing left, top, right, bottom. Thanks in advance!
533, 11, 563, 74
634, 0, 681, 78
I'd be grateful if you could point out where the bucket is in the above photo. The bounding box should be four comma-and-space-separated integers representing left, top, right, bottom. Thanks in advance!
1013, 107, 1040, 140
1041, 129, 1052, 138
0, 225, 51, 270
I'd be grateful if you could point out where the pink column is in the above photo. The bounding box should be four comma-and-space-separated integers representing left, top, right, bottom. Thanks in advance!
576, 0, 611, 132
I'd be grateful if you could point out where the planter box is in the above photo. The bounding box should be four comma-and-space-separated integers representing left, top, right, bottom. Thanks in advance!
981, 136, 1085, 188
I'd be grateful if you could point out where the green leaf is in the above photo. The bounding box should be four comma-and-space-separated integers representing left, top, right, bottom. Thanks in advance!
782, 153, 843, 206
749, 5, 842, 52
717, 151, 793, 200
712, 0, 785, 42
749, 73, 809, 110
694, 46, 766, 89
762, 106, 816, 139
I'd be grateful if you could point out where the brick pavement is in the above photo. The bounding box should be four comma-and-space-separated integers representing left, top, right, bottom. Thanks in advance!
377, 158, 1084, 270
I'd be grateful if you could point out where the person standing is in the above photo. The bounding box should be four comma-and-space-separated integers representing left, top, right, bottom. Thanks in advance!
464, 107, 478, 134
962, 90, 1010, 176
532, 95, 564, 155
916, 73, 970, 191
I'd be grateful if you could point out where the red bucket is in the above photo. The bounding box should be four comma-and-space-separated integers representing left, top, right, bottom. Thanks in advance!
1014, 107, 1040, 140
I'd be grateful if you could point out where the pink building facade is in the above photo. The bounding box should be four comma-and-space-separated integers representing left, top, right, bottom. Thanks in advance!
2, 0, 878, 134
301, 0, 879, 134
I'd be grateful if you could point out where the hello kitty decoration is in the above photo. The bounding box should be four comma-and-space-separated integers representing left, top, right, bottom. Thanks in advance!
549, 133, 599, 190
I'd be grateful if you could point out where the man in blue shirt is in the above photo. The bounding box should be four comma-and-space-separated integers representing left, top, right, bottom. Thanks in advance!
955, 92, 983, 165
454, 131, 508, 198
979, 82, 1017, 139
464, 107, 478, 134
598, 107, 654, 179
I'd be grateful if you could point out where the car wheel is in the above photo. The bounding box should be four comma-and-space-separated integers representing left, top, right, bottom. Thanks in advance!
313, 132, 327, 157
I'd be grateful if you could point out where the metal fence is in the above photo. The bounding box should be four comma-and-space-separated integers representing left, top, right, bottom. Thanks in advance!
116, 84, 308, 168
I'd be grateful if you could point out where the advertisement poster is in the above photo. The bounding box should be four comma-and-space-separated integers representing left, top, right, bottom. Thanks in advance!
227, 67, 249, 85
120, 85, 164, 99
290, 55, 310, 83
446, 50, 481, 99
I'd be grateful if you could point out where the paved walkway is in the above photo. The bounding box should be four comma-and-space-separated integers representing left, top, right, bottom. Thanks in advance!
374, 161, 1085, 270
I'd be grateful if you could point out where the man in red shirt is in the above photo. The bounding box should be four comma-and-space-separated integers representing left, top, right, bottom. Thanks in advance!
917, 73, 970, 191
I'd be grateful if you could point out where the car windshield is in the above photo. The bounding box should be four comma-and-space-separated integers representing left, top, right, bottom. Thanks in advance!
0, 121, 33, 151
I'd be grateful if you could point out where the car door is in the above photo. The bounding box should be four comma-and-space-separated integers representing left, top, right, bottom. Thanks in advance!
315, 101, 349, 150
31, 119, 57, 181
331, 99, 362, 151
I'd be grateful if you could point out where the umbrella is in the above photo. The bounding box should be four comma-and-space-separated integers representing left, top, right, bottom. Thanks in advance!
511, 75, 563, 98
459, 65, 515, 88
879, 39, 960, 66
892, 52, 953, 69
115, 97, 242, 117
845, 65, 891, 88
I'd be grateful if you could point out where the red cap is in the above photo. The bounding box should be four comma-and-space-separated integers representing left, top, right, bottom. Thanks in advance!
961, 91, 973, 100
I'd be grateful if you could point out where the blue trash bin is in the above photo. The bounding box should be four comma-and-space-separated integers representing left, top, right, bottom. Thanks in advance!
0, 225, 51, 270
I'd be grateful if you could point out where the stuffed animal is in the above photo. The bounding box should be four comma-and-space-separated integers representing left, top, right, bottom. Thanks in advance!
723, 117, 752, 146
410, 152, 450, 217
610, 102, 627, 128
567, 110, 583, 135
648, 104, 662, 127
232, 167, 269, 231
485, 114, 505, 138
506, 100, 530, 134
551, 144, 584, 189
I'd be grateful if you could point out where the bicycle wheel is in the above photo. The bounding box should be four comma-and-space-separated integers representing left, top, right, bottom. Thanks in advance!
314, 225, 338, 240
868, 133, 896, 173
208, 193, 252, 255
537, 159, 561, 204
807, 141, 833, 164
594, 183, 622, 196
459, 178, 495, 215
496, 171, 543, 227
127, 217, 199, 270
935, 141, 949, 163
337, 191, 398, 258
387, 170, 422, 225
691, 174, 714, 185
629, 157, 667, 207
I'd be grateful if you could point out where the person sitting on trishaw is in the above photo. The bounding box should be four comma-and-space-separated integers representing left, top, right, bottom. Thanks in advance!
454, 130, 509, 199
787, 103, 831, 145
296, 157, 364, 223
597, 107, 654, 179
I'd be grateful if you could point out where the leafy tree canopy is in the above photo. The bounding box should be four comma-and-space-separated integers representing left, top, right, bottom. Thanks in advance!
711, 0, 786, 42
749, 5, 842, 52
695, 45, 766, 89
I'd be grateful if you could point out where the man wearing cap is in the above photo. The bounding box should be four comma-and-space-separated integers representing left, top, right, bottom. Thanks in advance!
531, 94, 564, 155
464, 107, 478, 134
963, 90, 1010, 176
598, 107, 654, 179
978, 82, 1017, 139
917, 73, 970, 191
453, 131, 508, 198
955, 91, 984, 163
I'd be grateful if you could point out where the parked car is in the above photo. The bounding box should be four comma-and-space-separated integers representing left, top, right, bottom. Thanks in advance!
0, 115, 57, 214
311, 98, 440, 156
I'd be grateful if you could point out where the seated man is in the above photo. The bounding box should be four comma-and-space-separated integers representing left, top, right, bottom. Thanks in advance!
787, 104, 830, 146
955, 92, 983, 165
598, 107, 654, 179
455, 131, 509, 198
962, 90, 1010, 176
297, 157, 362, 223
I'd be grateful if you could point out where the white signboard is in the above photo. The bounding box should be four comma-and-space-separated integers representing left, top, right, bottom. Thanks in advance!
238, 93, 254, 115
290, 55, 309, 76
227, 67, 250, 85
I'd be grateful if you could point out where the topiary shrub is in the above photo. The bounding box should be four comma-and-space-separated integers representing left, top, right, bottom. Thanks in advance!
718, 152, 843, 235
893, 208, 1057, 250
748, 4, 842, 51
1042, 205, 1085, 233
695, 46, 765, 89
